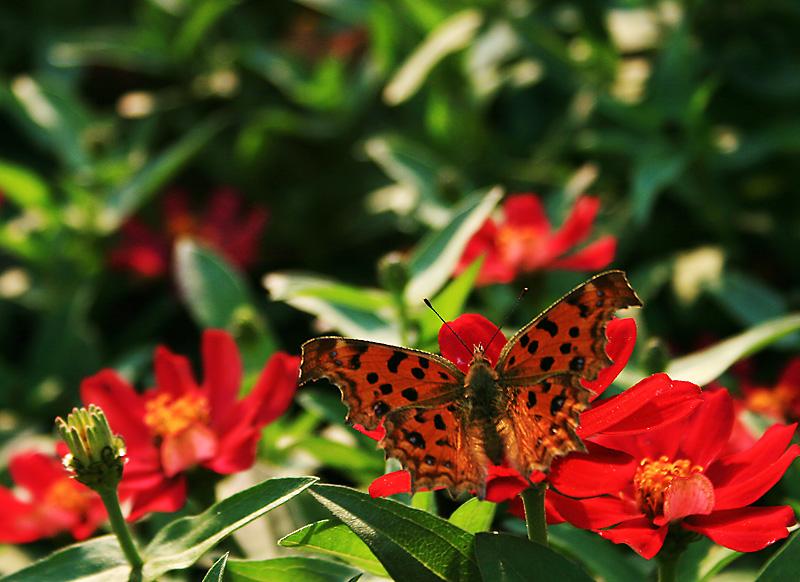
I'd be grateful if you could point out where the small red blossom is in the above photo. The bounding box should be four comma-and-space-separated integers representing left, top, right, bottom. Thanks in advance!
81, 330, 299, 521
363, 314, 702, 500
456, 194, 617, 286
740, 358, 800, 423
548, 389, 799, 559
0, 450, 106, 542
110, 188, 268, 278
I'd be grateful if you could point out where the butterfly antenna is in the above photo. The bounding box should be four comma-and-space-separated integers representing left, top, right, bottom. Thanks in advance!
423, 298, 472, 357
485, 287, 529, 350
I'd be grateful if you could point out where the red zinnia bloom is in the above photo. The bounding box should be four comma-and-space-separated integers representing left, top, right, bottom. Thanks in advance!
110, 187, 268, 278
456, 194, 617, 286
81, 330, 299, 521
740, 358, 800, 423
0, 450, 106, 542
363, 314, 703, 499
548, 388, 799, 558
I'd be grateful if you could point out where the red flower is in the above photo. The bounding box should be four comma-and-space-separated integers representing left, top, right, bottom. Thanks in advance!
0, 450, 106, 542
81, 330, 299, 521
740, 358, 800, 423
456, 194, 616, 286
110, 188, 268, 278
363, 314, 702, 499
548, 389, 799, 558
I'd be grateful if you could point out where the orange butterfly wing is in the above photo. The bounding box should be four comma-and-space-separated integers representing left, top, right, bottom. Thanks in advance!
494, 270, 641, 477
300, 338, 487, 492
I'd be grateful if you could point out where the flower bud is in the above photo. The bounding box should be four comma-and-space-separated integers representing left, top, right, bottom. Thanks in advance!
56, 405, 126, 492
378, 252, 409, 294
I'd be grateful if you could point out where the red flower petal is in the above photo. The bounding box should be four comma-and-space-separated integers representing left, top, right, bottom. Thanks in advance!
582, 317, 637, 397
202, 329, 243, 429
438, 314, 504, 373
0, 488, 40, 543
485, 465, 528, 502
457, 221, 515, 286
549, 442, 637, 497
551, 236, 617, 271
677, 389, 734, 468
369, 471, 411, 497
547, 490, 642, 529
778, 357, 800, 387
546, 196, 600, 259
655, 473, 715, 526
503, 194, 551, 233
712, 443, 800, 510
9, 452, 68, 500
354, 423, 385, 441
154, 345, 198, 396
598, 517, 668, 559
245, 352, 300, 426
708, 423, 797, 488
123, 476, 186, 522
205, 424, 259, 474
81, 370, 153, 453
160, 425, 218, 477
579, 374, 701, 439
682, 506, 795, 553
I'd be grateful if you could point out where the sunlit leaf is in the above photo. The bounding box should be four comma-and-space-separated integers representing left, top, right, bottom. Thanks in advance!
142, 477, 317, 580
0, 160, 52, 212
405, 186, 502, 304
279, 519, 388, 577
665, 313, 800, 386
309, 484, 480, 581
448, 498, 495, 534
755, 531, 800, 581
3, 535, 129, 582
202, 553, 229, 582
417, 255, 484, 343
227, 556, 361, 582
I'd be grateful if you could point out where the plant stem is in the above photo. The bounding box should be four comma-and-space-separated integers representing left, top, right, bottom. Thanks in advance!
520, 483, 548, 546
99, 488, 144, 571
657, 553, 678, 582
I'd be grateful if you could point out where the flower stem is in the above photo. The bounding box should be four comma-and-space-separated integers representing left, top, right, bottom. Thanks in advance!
99, 488, 144, 571
657, 554, 678, 582
520, 484, 548, 546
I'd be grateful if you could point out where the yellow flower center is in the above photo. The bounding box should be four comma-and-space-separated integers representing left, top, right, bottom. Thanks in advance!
144, 393, 210, 438
747, 384, 797, 420
633, 456, 704, 518
45, 478, 92, 514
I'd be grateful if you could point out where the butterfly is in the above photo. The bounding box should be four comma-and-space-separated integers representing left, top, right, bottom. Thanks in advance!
299, 270, 641, 497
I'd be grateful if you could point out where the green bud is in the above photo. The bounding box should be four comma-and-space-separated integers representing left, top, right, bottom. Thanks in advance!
378, 252, 409, 294
56, 405, 126, 492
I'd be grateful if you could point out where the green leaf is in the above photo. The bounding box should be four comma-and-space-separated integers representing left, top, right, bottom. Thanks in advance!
474, 532, 593, 582
308, 483, 480, 581
448, 498, 496, 534
227, 557, 362, 582
405, 186, 502, 304
417, 255, 484, 343
383, 9, 484, 105
263, 271, 398, 342
363, 135, 445, 201
548, 523, 649, 582
674, 537, 741, 582
411, 491, 438, 514
202, 553, 229, 582
0, 159, 52, 212
292, 436, 384, 475
756, 531, 800, 582
711, 271, 788, 327
631, 147, 687, 224
665, 313, 800, 386
174, 239, 277, 370
3, 535, 130, 582
279, 519, 388, 577
101, 116, 226, 231
292, 0, 369, 26
141, 476, 317, 580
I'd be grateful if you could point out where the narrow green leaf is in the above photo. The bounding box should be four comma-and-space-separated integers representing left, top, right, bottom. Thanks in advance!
474, 532, 593, 582
0, 160, 52, 211
665, 313, 800, 386
264, 271, 397, 342
383, 10, 484, 105
3, 535, 129, 582
292, 0, 369, 25
417, 255, 484, 343
755, 531, 800, 582
227, 557, 361, 582
405, 186, 502, 304
101, 116, 226, 231
309, 483, 480, 581
174, 239, 277, 369
448, 498, 495, 534
631, 148, 687, 224
279, 519, 388, 577
711, 271, 788, 326
142, 477, 317, 580
674, 537, 741, 582
292, 436, 384, 474
202, 553, 229, 582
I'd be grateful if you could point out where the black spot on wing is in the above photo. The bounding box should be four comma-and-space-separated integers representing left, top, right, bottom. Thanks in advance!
387, 351, 408, 373
434, 414, 446, 430
540, 357, 554, 371
536, 318, 559, 338
367, 372, 379, 384
401, 388, 419, 401
411, 367, 425, 380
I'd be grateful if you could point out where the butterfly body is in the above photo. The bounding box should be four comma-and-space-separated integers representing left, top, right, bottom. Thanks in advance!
299, 270, 641, 497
